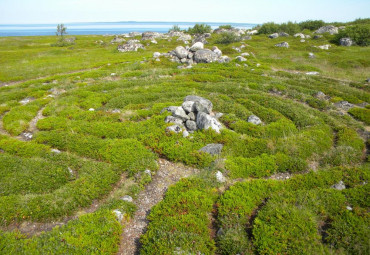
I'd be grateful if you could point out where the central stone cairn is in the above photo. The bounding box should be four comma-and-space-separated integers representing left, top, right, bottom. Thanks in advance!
162, 96, 223, 137
165, 42, 230, 65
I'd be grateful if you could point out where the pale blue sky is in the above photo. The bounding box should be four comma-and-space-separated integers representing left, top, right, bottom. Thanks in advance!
0, 0, 369, 24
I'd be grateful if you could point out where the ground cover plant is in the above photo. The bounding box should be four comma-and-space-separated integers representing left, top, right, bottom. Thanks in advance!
0, 19, 369, 254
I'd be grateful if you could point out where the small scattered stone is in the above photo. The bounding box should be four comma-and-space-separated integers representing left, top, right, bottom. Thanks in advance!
182, 130, 189, 138
248, 115, 262, 125
153, 52, 161, 58
89, 108, 95, 111
275, 42, 289, 48
217, 227, 225, 236
306, 71, 319, 75
51, 148, 61, 154
216, 171, 226, 183
317, 44, 331, 50
21, 132, 33, 140
308, 52, 315, 58
236, 56, 247, 62
166, 125, 182, 134
113, 210, 124, 222
346, 206, 353, 211
164, 116, 184, 126
121, 195, 133, 203
331, 181, 346, 190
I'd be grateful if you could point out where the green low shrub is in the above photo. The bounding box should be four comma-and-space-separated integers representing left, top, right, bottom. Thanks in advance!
187, 24, 212, 35
215, 32, 241, 44
333, 24, 370, 46
348, 107, 370, 124
140, 178, 216, 254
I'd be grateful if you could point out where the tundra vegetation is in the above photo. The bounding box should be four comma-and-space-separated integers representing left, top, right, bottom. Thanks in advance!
0, 19, 369, 254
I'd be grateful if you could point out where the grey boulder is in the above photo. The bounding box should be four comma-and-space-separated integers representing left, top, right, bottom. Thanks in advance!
194, 49, 218, 63
315, 25, 338, 35
340, 38, 353, 46
190, 42, 204, 52
196, 112, 222, 133
185, 120, 197, 131
175, 46, 189, 59
165, 116, 184, 126
269, 33, 279, 39
182, 101, 195, 113
184, 95, 213, 114
199, 143, 223, 155
173, 106, 190, 121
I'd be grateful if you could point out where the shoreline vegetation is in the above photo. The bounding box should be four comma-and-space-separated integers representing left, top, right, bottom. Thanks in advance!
0, 18, 369, 254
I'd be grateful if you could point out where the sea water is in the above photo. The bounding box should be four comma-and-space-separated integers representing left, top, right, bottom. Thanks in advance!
0, 21, 257, 37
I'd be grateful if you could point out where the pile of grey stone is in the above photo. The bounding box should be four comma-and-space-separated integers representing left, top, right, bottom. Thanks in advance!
315, 25, 339, 35
162, 95, 223, 136
275, 42, 289, 48
269, 32, 289, 39
165, 42, 230, 65
339, 38, 353, 46
117, 40, 145, 52
213, 27, 246, 36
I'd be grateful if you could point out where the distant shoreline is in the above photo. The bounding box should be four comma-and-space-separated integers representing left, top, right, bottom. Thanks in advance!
0, 21, 258, 37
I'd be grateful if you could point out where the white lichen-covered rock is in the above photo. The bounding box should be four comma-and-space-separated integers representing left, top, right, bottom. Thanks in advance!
247, 30, 258, 35
190, 42, 204, 52
236, 56, 247, 62
308, 52, 315, 58
315, 25, 338, 35
218, 56, 230, 63
182, 130, 189, 138
153, 52, 161, 58
331, 180, 346, 190
316, 44, 331, 50
241, 52, 250, 57
113, 209, 124, 222
117, 40, 145, 52
128, 32, 142, 37
269, 33, 279, 39
175, 46, 189, 59
196, 112, 222, 133
212, 46, 222, 57
164, 116, 184, 126
275, 42, 289, 48
294, 33, 305, 38
306, 71, 319, 75
216, 171, 226, 183
51, 148, 61, 154
166, 125, 183, 133
120, 195, 133, 203
248, 115, 262, 125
